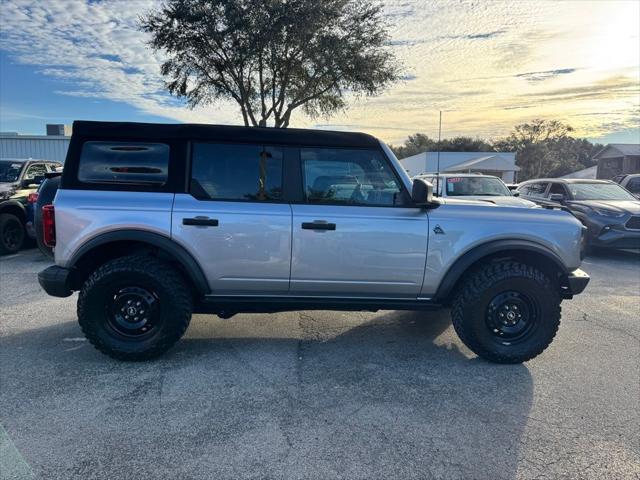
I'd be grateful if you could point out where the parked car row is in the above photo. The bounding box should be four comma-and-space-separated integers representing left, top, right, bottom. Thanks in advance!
411, 172, 640, 253
516, 178, 640, 252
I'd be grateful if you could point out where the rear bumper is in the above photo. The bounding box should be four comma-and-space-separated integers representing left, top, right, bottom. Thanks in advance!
561, 268, 590, 298
38, 265, 74, 297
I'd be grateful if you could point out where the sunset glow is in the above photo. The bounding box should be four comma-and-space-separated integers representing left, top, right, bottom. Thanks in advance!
0, 0, 638, 144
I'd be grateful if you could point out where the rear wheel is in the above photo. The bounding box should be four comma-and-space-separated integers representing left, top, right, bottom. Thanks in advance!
0, 213, 25, 255
78, 255, 193, 361
451, 261, 561, 364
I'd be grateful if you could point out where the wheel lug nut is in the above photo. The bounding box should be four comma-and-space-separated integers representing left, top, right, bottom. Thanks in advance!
136, 302, 141, 306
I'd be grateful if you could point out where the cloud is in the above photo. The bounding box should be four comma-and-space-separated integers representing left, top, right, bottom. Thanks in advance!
443, 30, 507, 40
0, 0, 638, 142
521, 76, 639, 100
516, 68, 578, 82
0, 0, 241, 124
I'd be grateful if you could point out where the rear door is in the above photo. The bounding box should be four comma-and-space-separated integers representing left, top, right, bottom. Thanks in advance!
172, 142, 292, 295
290, 147, 428, 298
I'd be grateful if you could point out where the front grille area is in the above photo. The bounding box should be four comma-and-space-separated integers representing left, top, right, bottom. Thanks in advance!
625, 216, 640, 230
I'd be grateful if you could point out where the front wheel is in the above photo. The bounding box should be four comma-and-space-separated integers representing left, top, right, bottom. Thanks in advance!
78, 255, 193, 361
451, 261, 561, 364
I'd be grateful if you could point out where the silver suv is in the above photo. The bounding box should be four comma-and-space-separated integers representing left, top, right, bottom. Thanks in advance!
38, 121, 589, 363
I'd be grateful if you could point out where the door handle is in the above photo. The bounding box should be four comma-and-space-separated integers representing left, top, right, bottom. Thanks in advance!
183, 217, 219, 227
301, 221, 336, 231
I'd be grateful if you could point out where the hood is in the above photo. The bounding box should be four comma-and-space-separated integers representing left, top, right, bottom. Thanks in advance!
570, 200, 640, 215
455, 195, 538, 208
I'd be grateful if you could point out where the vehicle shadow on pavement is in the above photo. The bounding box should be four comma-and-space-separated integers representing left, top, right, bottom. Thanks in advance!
586, 248, 640, 262
1, 309, 533, 479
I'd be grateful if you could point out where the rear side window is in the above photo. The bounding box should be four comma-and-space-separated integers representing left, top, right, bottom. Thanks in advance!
190, 143, 283, 201
525, 182, 549, 198
78, 142, 169, 185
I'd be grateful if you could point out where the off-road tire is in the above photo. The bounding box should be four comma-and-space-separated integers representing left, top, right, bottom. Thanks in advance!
0, 213, 25, 255
78, 255, 193, 361
451, 261, 561, 364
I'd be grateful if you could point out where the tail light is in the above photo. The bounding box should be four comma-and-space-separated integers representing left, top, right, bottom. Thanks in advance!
42, 205, 56, 247
27, 192, 39, 204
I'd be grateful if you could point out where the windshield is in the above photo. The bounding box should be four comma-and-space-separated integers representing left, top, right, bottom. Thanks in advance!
445, 176, 511, 196
0, 161, 25, 183
568, 183, 637, 201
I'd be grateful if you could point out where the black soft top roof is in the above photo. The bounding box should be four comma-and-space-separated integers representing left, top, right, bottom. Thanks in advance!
72, 120, 380, 149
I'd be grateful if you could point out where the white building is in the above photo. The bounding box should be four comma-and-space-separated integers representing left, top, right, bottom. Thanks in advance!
0, 124, 71, 162
399, 151, 519, 183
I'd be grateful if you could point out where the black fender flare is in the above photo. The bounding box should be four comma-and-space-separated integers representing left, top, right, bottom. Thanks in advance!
69, 230, 210, 295
434, 239, 570, 302
0, 200, 27, 221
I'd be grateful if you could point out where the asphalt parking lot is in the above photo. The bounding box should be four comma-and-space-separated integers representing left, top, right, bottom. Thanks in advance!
1, 248, 639, 480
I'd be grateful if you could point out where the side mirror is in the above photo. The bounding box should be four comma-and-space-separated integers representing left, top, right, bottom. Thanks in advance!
512, 191, 520, 197
21, 179, 37, 188
412, 178, 434, 206
549, 193, 565, 203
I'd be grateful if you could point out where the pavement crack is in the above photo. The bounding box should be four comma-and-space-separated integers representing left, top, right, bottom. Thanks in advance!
571, 308, 640, 343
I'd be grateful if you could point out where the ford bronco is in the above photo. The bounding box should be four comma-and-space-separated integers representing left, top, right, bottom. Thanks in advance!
38, 121, 589, 363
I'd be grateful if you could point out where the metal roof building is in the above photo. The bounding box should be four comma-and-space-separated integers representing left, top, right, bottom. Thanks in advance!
399, 151, 519, 182
0, 134, 70, 163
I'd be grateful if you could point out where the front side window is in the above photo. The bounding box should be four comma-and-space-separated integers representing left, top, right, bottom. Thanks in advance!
190, 143, 283, 201
301, 148, 405, 206
78, 142, 169, 185
548, 183, 568, 197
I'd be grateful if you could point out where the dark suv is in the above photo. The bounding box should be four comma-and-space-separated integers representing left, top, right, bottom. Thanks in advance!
0, 159, 63, 254
517, 178, 640, 251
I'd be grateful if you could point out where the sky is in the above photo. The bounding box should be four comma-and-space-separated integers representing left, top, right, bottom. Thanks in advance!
0, 0, 639, 147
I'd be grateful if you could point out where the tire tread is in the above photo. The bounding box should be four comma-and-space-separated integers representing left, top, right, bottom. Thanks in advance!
451, 261, 561, 364
77, 254, 192, 361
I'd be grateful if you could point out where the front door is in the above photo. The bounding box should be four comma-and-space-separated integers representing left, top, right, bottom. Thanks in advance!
290, 147, 428, 298
172, 142, 291, 295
